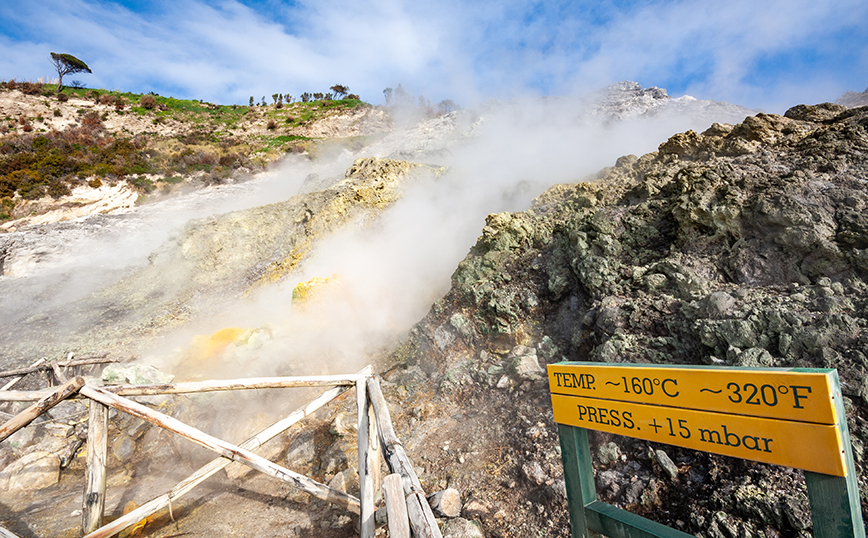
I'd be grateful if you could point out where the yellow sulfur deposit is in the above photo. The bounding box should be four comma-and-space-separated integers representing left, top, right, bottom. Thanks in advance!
292, 274, 340, 305
189, 327, 247, 361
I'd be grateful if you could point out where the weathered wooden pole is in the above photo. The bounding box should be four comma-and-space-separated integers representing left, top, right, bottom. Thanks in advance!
383, 473, 411, 538
0, 377, 84, 443
0, 356, 113, 379
78, 385, 361, 514
0, 373, 369, 402
82, 400, 108, 534
1, 358, 45, 391
0, 525, 21, 538
366, 376, 442, 538
357, 377, 376, 538
82, 369, 370, 538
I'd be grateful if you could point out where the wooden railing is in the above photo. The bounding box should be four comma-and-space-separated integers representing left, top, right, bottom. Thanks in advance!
0, 362, 441, 538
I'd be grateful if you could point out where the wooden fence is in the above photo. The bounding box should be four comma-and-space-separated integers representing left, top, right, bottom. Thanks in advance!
0, 360, 442, 538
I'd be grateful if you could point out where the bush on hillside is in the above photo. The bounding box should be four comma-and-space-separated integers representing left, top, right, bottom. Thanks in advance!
140, 94, 157, 110
81, 111, 102, 129
20, 82, 44, 95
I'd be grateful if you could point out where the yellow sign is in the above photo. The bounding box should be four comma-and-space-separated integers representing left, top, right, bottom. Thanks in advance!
551, 393, 846, 476
548, 363, 847, 476
548, 364, 838, 424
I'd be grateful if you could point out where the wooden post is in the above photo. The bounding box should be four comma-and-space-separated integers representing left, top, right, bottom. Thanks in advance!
0, 377, 84, 443
82, 400, 108, 534
1, 358, 45, 391
427, 489, 461, 518
79, 385, 361, 514
366, 377, 442, 538
50, 360, 68, 384
383, 473, 410, 538
357, 377, 376, 538
81, 371, 367, 538
369, 399, 381, 502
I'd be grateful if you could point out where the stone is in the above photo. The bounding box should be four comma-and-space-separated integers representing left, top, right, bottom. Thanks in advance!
111, 433, 136, 462
4, 425, 36, 455
521, 461, 547, 485
734, 347, 775, 367
101, 363, 174, 385
649, 449, 679, 480
0, 451, 61, 492
598, 441, 621, 465
328, 469, 352, 493
285, 430, 316, 466
330, 412, 355, 437
442, 517, 485, 538
320, 440, 349, 475
47, 400, 88, 422
462, 499, 493, 519
699, 291, 738, 319
784, 103, 847, 122
508, 346, 544, 381
434, 323, 456, 350
596, 469, 623, 498
545, 479, 567, 500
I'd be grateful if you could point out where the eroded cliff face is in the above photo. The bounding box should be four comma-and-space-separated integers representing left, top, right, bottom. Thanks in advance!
0, 157, 444, 360
382, 104, 868, 537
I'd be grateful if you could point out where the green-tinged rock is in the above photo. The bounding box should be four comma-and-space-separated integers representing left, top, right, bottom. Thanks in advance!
101, 363, 174, 385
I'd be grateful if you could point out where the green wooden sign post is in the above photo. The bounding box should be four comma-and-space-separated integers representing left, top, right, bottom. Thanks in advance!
549, 362, 865, 538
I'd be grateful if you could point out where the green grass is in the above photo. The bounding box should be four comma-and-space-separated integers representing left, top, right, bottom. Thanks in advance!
0, 82, 373, 220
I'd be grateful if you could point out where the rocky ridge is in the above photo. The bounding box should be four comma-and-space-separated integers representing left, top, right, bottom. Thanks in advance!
379, 102, 868, 537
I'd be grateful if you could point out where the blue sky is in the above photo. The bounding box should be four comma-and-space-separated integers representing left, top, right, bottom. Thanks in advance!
0, 0, 865, 112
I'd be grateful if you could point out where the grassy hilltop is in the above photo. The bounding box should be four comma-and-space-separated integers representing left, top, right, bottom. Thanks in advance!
0, 81, 377, 222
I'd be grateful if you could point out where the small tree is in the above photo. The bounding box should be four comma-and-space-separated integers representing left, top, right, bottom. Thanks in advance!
49, 52, 91, 91
330, 84, 348, 98
383, 87, 393, 105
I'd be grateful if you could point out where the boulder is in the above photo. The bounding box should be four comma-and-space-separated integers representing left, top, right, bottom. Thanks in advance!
442, 518, 485, 538
0, 451, 60, 492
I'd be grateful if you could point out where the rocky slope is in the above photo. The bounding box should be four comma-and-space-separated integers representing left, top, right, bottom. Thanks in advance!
3, 86, 858, 538
379, 102, 868, 537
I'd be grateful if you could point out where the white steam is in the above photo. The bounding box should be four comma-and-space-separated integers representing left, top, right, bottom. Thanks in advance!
140, 90, 752, 379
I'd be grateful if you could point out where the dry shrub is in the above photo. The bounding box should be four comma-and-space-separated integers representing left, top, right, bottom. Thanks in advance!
21, 124, 33, 132
140, 94, 157, 110
266, 119, 277, 130
99, 94, 117, 106
20, 82, 43, 95
5, 80, 16, 90
81, 111, 102, 129
57, 92, 69, 102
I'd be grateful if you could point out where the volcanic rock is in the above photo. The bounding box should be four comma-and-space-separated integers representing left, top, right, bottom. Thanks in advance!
385, 103, 868, 536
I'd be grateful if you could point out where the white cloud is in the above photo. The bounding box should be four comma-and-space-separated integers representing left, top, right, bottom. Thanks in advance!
0, 0, 865, 109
